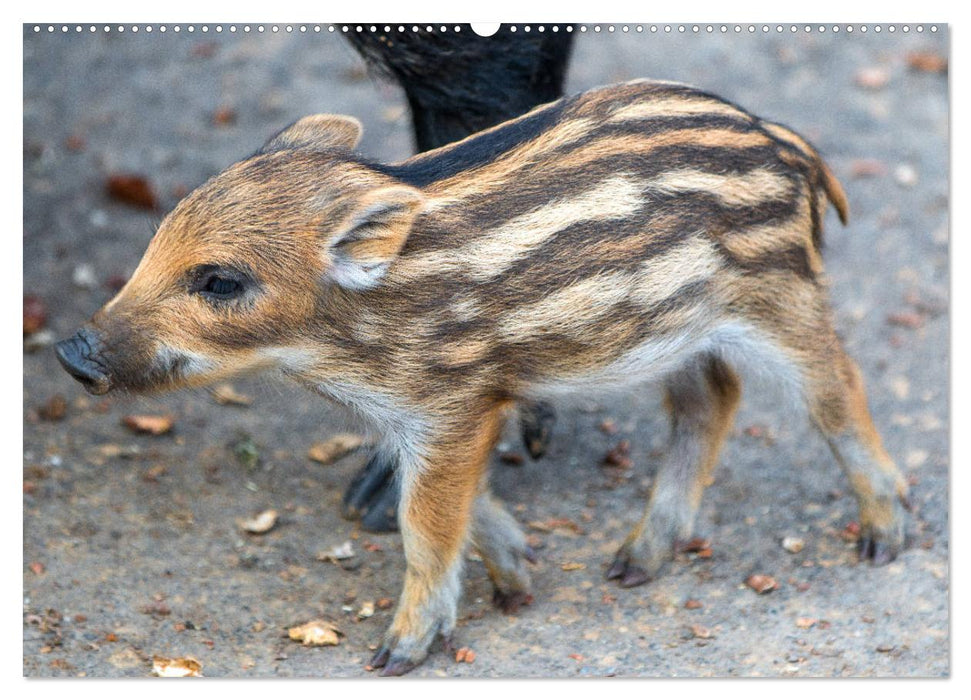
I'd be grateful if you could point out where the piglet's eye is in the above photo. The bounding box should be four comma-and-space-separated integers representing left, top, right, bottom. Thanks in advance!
203, 276, 242, 298
190, 265, 249, 301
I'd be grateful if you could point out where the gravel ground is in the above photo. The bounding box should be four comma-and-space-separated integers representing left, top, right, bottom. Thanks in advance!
23, 25, 949, 678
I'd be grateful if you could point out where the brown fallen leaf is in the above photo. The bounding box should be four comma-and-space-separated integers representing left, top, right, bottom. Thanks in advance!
691, 624, 713, 639
29, 561, 45, 575
212, 107, 237, 127
887, 311, 924, 329
499, 451, 525, 466
38, 395, 67, 422
288, 619, 342, 646
684, 599, 704, 610
376, 598, 393, 610
528, 517, 584, 535
561, 561, 586, 571
357, 601, 375, 619
455, 647, 476, 663
65, 134, 86, 152
23, 295, 47, 335
841, 521, 861, 542
238, 509, 278, 534
850, 158, 888, 178
603, 440, 633, 469
307, 434, 364, 465
211, 383, 252, 406
106, 174, 157, 210
745, 574, 778, 594
906, 51, 947, 74
679, 537, 712, 553
122, 414, 174, 436
152, 655, 203, 677
598, 418, 618, 434
796, 617, 817, 629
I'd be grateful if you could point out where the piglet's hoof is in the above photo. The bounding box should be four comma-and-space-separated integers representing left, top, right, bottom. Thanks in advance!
857, 535, 899, 566
605, 556, 651, 588
368, 646, 418, 676
492, 589, 534, 614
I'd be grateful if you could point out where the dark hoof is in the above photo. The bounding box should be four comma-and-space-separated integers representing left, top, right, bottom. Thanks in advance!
369, 646, 391, 669
493, 589, 534, 614
519, 400, 556, 460
523, 545, 539, 565
379, 656, 419, 677
606, 556, 651, 588
858, 535, 898, 566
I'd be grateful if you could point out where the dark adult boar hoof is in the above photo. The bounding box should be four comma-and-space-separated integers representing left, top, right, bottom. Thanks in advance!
519, 400, 556, 460
492, 589, 534, 614
605, 556, 652, 588
342, 452, 399, 532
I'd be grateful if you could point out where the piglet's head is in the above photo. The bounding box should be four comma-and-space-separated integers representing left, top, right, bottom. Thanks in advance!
56, 114, 425, 395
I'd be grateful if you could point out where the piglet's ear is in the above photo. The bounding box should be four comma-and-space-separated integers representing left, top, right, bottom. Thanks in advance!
261, 114, 363, 153
327, 186, 424, 290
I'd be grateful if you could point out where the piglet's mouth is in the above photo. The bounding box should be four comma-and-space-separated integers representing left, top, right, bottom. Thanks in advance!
54, 330, 114, 395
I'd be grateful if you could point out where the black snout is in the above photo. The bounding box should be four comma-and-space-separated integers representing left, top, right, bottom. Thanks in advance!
55, 328, 112, 395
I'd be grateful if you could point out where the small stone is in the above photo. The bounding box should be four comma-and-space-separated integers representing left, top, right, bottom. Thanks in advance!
72, 264, 98, 289
855, 66, 891, 89
894, 164, 918, 187
745, 574, 778, 594
782, 536, 805, 553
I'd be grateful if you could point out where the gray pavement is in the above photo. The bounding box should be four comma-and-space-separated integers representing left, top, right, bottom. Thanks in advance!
23, 25, 948, 677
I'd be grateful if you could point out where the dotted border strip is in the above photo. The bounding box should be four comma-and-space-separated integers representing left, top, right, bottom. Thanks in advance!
29, 24, 940, 35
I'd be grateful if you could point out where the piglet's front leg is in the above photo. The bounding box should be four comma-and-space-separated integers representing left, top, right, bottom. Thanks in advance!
369, 404, 509, 676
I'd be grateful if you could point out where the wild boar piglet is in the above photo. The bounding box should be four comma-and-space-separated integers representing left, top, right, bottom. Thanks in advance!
57, 79, 908, 676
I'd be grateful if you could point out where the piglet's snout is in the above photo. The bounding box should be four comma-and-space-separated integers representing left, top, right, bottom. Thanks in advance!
55, 327, 112, 395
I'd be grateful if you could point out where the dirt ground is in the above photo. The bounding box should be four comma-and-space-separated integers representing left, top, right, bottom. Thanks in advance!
23, 24, 949, 678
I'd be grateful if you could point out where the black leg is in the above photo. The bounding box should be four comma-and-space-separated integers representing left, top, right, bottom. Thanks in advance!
341, 452, 397, 531
519, 400, 557, 460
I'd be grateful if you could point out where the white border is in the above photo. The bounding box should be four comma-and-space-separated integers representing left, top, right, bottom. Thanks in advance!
9, 0, 961, 696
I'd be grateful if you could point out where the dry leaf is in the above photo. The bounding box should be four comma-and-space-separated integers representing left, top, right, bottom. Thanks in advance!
357, 601, 375, 619
850, 158, 888, 178
684, 599, 704, 610
212, 383, 252, 406
23, 295, 47, 335
238, 509, 278, 534
906, 51, 947, 74
317, 541, 355, 562
38, 395, 67, 422
796, 617, 817, 629
122, 414, 174, 436
307, 434, 364, 465
106, 174, 158, 210
213, 107, 237, 127
288, 619, 342, 646
152, 655, 203, 677
691, 624, 713, 639
746, 574, 778, 594
561, 561, 586, 571
455, 646, 476, 663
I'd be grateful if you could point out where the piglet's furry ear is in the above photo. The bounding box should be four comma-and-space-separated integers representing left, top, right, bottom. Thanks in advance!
261, 114, 363, 153
326, 186, 425, 290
